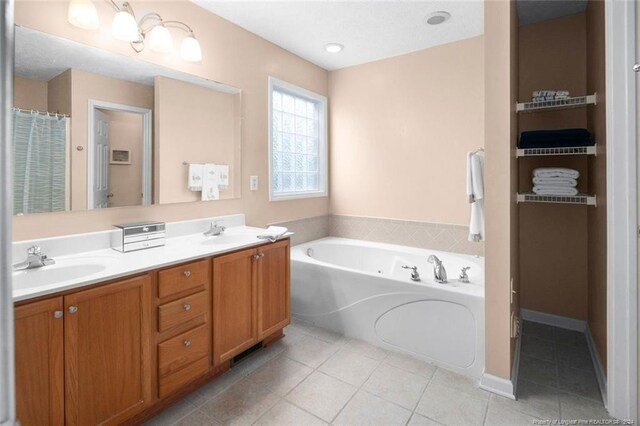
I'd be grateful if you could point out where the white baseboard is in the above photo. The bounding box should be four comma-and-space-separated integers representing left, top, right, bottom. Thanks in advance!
520, 308, 587, 332
585, 326, 608, 407
479, 373, 515, 400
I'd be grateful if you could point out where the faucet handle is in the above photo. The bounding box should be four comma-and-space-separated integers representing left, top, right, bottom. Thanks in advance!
402, 265, 417, 271
27, 245, 42, 255
461, 266, 471, 273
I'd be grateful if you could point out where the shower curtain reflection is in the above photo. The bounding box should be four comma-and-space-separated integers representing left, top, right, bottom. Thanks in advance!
12, 110, 69, 214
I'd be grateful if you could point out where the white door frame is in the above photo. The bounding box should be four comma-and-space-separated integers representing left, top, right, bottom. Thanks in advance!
87, 100, 153, 208
605, 0, 637, 421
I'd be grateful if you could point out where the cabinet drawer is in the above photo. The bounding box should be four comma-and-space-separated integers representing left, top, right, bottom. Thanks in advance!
158, 291, 208, 333
159, 356, 209, 399
158, 259, 209, 299
158, 324, 209, 377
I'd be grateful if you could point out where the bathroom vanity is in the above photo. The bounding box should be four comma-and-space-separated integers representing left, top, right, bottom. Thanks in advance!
12, 218, 290, 425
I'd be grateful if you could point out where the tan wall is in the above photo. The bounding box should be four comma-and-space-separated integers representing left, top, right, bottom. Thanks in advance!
13, 75, 47, 111
484, 0, 519, 379
586, 0, 607, 368
47, 71, 71, 116
154, 76, 241, 204
13, 0, 329, 240
105, 110, 143, 208
518, 15, 589, 320
328, 36, 484, 226
69, 69, 154, 210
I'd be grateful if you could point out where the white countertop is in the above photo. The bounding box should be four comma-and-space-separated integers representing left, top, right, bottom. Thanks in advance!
12, 215, 290, 302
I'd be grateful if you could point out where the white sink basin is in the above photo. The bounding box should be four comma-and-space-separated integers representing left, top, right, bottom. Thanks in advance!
12, 256, 115, 290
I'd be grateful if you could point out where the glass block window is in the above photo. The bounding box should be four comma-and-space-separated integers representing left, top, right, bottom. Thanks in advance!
269, 77, 327, 201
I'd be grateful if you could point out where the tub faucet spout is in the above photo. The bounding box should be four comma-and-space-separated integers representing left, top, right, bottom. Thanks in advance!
427, 255, 447, 283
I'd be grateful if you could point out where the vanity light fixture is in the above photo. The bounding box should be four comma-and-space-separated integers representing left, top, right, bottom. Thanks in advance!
68, 0, 100, 30
425, 11, 451, 26
67, 0, 203, 62
324, 43, 344, 53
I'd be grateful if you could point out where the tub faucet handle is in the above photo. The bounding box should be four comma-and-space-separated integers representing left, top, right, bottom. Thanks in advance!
402, 265, 421, 282
459, 266, 471, 283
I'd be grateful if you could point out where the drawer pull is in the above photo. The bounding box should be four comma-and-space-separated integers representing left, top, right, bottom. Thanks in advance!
183, 303, 191, 312
183, 270, 191, 278
68, 306, 78, 314
183, 340, 191, 348
54, 310, 63, 319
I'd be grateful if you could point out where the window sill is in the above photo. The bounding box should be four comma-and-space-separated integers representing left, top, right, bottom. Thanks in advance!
269, 191, 328, 202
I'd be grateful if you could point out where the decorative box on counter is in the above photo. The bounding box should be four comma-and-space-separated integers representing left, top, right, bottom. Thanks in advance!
112, 221, 166, 252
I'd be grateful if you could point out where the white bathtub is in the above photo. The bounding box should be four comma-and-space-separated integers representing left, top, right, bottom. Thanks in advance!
291, 237, 485, 378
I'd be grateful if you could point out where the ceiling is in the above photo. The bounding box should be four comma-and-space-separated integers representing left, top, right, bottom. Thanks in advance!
191, 1, 484, 71
517, 0, 588, 26
15, 25, 239, 93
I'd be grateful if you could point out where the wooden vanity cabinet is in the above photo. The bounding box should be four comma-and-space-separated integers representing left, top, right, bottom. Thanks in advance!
14, 297, 64, 426
14, 274, 153, 426
213, 239, 291, 365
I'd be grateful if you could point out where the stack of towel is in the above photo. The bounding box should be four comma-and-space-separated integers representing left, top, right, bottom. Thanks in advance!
532, 90, 570, 102
519, 128, 594, 149
532, 168, 579, 196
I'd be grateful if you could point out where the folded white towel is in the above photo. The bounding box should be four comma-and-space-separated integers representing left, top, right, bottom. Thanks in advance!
532, 177, 577, 187
257, 226, 288, 242
217, 165, 230, 190
201, 164, 221, 201
533, 167, 580, 179
188, 164, 204, 191
533, 186, 579, 196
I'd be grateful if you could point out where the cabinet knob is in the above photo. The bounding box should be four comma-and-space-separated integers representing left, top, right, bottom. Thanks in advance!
183, 340, 191, 348
54, 310, 63, 319
253, 253, 265, 261
183, 303, 191, 312
68, 306, 78, 314
183, 270, 191, 278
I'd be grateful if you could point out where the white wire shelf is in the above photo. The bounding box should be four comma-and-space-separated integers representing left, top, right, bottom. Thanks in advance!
516, 145, 597, 157
516, 94, 597, 113
517, 192, 596, 206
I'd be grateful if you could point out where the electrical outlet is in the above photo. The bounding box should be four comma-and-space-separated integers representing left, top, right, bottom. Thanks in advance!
250, 176, 258, 191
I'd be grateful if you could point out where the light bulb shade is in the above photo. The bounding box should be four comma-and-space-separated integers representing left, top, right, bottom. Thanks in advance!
180, 35, 202, 62
68, 0, 99, 30
148, 25, 173, 53
111, 10, 140, 42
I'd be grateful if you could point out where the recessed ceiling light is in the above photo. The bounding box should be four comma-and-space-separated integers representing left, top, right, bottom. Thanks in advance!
425, 11, 451, 26
324, 43, 344, 53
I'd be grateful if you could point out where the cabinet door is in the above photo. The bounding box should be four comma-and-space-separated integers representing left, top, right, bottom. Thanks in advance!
213, 248, 258, 364
257, 239, 291, 339
15, 297, 64, 426
64, 274, 153, 425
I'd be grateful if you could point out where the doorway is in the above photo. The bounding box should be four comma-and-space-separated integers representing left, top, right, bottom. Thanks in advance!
87, 100, 152, 209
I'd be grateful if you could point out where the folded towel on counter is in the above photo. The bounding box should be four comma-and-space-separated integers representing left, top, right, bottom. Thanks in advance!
519, 128, 594, 149
532, 176, 578, 187
533, 167, 580, 179
257, 226, 288, 243
201, 164, 221, 201
188, 164, 204, 191
533, 186, 579, 196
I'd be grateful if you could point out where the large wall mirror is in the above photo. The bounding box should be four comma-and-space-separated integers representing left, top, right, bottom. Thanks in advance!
13, 25, 242, 215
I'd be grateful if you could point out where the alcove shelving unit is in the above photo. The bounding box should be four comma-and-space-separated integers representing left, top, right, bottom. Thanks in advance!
515, 93, 598, 206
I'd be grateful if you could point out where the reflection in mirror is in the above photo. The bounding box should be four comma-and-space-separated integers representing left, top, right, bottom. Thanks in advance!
13, 25, 242, 216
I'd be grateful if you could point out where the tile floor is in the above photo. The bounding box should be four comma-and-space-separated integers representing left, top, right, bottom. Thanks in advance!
147, 319, 613, 425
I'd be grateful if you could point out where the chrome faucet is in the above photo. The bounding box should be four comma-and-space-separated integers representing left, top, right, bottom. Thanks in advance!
427, 255, 447, 283
401, 265, 421, 282
13, 245, 55, 271
459, 266, 471, 283
203, 221, 226, 237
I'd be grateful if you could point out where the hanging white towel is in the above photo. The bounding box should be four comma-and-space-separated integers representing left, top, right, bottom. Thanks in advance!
201, 164, 221, 201
467, 150, 485, 242
533, 167, 580, 179
217, 165, 230, 190
187, 164, 204, 191
533, 186, 579, 196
